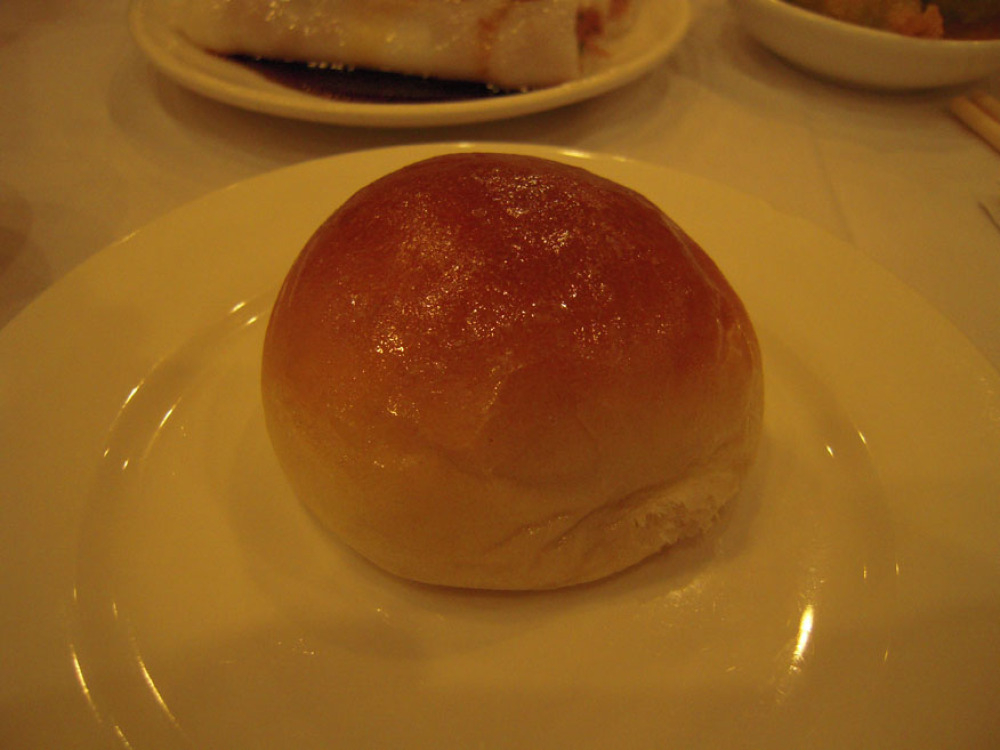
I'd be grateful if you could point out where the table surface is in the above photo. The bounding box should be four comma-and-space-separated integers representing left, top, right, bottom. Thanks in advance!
3, 3, 1000, 748
3, 0, 999, 370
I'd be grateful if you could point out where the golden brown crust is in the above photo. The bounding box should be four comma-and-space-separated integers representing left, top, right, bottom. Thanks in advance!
262, 153, 762, 589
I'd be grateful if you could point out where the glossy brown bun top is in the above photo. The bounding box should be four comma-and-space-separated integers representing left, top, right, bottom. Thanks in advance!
261, 152, 763, 590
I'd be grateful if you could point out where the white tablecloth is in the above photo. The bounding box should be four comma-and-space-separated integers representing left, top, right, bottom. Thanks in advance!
3, 4, 1000, 748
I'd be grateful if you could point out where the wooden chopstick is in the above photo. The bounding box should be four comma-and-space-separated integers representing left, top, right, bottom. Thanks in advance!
950, 91, 1000, 154
970, 91, 1000, 122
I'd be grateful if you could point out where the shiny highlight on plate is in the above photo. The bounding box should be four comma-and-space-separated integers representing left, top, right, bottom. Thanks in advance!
792, 603, 815, 667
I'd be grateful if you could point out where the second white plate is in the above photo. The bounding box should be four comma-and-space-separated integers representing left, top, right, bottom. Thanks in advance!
128, 0, 691, 126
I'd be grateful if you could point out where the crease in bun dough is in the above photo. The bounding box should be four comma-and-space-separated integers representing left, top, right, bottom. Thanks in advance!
261, 152, 763, 590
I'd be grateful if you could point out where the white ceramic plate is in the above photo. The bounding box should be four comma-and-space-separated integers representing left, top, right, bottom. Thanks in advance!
127, 0, 691, 127
2, 144, 999, 748
730, 0, 1000, 89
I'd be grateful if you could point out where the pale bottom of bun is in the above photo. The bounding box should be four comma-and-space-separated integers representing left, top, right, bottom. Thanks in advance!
264, 401, 759, 590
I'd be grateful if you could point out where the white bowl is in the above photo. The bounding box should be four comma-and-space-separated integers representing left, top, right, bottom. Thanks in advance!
730, 0, 1000, 89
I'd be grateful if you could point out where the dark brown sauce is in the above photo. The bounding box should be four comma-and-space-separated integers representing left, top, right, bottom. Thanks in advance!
944, 18, 1000, 40
228, 54, 522, 104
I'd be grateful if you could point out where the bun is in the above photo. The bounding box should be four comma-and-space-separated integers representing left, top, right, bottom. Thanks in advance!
261, 153, 763, 589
